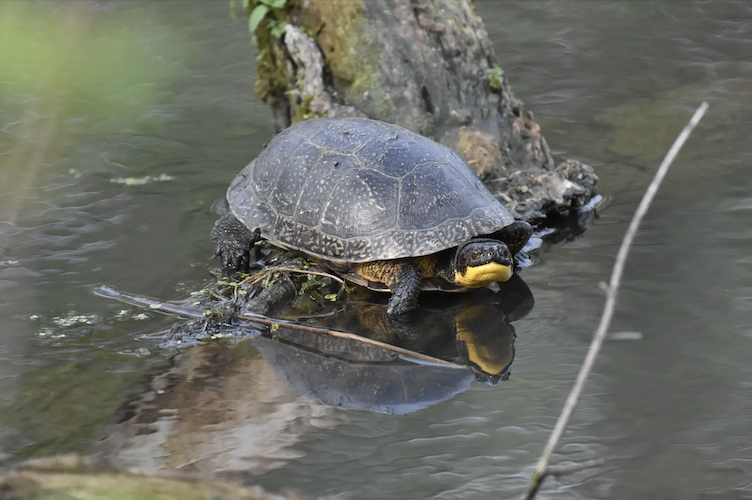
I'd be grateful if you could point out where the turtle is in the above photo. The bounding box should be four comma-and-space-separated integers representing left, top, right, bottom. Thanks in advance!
211, 117, 532, 315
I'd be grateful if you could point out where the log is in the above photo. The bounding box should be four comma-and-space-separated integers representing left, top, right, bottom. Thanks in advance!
247, 0, 598, 220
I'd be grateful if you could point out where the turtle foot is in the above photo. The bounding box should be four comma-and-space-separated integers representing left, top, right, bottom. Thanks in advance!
210, 214, 261, 274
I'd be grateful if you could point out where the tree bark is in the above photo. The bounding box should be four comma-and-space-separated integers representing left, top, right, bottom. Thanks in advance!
250, 0, 597, 221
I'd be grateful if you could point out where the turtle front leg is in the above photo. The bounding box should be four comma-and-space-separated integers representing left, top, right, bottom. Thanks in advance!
385, 262, 422, 315
210, 213, 261, 273
352, 260, 423, 315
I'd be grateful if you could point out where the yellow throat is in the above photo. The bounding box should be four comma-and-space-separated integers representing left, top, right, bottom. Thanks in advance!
454, 262, 512, 288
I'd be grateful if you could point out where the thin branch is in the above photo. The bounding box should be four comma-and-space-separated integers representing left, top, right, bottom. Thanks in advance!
242, 266, 346, 285
526, 458, 606, 500
547, 458, 605, 477
93, 284, 465, 369
525, 101, 709, 499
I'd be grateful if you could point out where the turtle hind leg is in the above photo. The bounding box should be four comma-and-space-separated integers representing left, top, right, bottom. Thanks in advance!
210, 213, 261, 274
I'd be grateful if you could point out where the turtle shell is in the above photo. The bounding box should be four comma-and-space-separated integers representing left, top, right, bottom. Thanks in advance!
226, 117, 514, 263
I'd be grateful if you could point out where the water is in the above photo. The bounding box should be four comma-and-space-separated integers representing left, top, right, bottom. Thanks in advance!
1, 0, 752, 498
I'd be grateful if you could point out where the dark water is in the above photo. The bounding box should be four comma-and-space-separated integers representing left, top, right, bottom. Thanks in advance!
2, 0, 752, 498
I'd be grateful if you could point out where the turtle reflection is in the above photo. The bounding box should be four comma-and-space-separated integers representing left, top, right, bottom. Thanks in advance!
252, 274, 533, 414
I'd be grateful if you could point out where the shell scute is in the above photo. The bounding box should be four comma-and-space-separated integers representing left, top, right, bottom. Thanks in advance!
252, 132, 304, 194
320, 168, 399, 239
294, 153, 357, 226
309, 118, 388, 152
271, 142, 322, 216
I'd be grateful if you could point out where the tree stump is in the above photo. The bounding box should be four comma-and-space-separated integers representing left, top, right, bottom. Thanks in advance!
248, 0, 597, 221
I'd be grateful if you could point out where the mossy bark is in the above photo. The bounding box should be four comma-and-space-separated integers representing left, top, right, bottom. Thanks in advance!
251, 0, 597, 221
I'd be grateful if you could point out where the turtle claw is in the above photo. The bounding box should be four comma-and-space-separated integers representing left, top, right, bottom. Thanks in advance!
215, 243, 250, 274
210, 214, 261, 274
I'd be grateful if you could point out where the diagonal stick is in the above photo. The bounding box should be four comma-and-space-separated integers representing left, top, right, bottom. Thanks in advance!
526, 101, 709, 499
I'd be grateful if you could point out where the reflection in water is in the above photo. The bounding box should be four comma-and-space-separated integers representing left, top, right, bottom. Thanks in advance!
94, 276, 533, 475
253, 275, 534, 414
96, 342, 345, 475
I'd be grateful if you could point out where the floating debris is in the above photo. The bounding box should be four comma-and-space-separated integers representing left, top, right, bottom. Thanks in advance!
114, 309, 150, 321
37, 326, 66, 339
51, 313, 99, 328
109, 173, 174, 186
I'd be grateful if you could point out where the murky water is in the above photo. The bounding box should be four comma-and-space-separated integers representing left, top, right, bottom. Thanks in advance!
2, 0, 752, 498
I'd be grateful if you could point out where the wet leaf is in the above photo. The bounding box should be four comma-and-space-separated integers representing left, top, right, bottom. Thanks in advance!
269, 21, 287, 39
260, 0, 286, 7
249, 4, 269, 34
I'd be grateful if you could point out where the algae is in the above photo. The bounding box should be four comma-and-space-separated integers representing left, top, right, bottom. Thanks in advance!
296, 0, 382, 107
486, 67, 504, 91
456, 128, 503, 178
291, 94, 317, 123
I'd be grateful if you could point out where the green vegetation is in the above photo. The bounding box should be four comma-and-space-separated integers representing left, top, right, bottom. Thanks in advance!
292, 94, 317, 123
486, 67, 504, 91
231, 0, 295, 107
249, 0, 288, 41
297, 1, 383, 110
232, 0, 289, 43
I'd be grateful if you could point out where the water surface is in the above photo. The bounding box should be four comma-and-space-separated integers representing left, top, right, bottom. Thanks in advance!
1, 1, 751, 498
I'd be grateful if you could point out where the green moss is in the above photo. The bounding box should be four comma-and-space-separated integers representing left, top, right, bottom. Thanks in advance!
254, 44, 289, 108
486, 67, 504, 91
298, 0, 384, 111
291, 94, 318, 123
244, 0, 296, 108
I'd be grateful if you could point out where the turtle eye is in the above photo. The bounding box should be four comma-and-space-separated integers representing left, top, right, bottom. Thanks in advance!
471, 250, 481, 260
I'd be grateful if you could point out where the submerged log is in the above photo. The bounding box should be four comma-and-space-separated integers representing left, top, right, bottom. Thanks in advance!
247, 0, 597, 221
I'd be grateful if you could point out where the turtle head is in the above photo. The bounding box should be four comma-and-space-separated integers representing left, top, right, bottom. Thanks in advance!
452, 239, 513, 287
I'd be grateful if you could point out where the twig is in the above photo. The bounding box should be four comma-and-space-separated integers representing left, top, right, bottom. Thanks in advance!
547, 458, 605, 478
525, 458, 606, 499
93, 284, 465, 369
242, 266, 345, 285
525, 101, 708, 499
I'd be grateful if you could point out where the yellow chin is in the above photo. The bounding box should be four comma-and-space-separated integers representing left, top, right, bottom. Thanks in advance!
454, 262, 512, 288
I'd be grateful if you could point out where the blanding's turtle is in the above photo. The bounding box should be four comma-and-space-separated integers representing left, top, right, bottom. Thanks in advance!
211, 117, 531, 314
